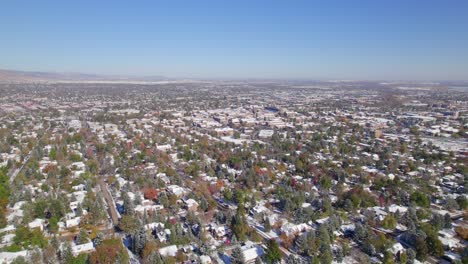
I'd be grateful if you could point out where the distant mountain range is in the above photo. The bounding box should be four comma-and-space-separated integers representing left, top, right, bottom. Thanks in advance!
2, 69, 466, 84
0, 69, 167, 82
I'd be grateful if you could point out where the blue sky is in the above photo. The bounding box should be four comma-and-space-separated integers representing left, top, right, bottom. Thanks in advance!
1, 0, 467, 80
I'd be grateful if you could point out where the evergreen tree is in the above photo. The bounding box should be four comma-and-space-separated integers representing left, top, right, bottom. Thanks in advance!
294, 234, 307, 255
50, 235, 59, 250
93, 232, 104, 247
318, 224, 333, 264
147, 252, 164, 264
250, 195, 257, 208
335, 247, 344, 263
133, 226, 147, 255
122, 191, 135, 215
414, 236, 428, 261
318, 224, 331, 245
10, 256, 28, 264
430, 213, 444, 231
344, 199, 354, 212
353, 223, 367, 241
445, 198, 459, 211
306, 231, 317, 257
362, 241, 376, 256
285, 255, 304, 264
231, 246, 246, 264
118, 215, 140, 234
383, 250, 395, 264
134, 193, 142, 205
399, 251, 408, 264
76, 204, 83, 217
60, 242, 73, 263
200, 197, 209, 212
264, 239, 281, 264
426, 232, 444, 257
143, 210, 148, 224
443, 213, 452, 229
231, 207, 249, 241
319, 243, 333, 264
329, 214, 341, 231
264, 219, 271, 232
406, 249, 416, 264
77, 229, 89, 245
456, 195, 467, 209
231, 234, 238, 245
29, 248, 43, 264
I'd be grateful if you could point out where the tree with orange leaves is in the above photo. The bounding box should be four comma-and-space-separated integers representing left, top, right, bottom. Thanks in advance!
143, 188, 158, 201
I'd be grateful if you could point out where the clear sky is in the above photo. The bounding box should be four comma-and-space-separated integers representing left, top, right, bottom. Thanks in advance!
1, 0, 467, 80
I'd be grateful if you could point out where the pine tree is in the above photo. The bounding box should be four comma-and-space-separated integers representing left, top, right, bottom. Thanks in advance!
306, 231, 317, 257
406, 249, 416, 264
250, 195, 257, 207
414, 236, 428, 261
318, 224, 333, 264
29, 248, 43, 264
231, 246, 245, 264
231, 209, 248, 241
133, 226, 147, 255
147, 252, 164, 264
285, 255, 304, 264
319, 244, 333, 264
143, 210, 148, 224
399, 251, 408, 264
335, 247, 344, 263
231, 234, 238, 245
93, 232, 104, 246
76, 204, 83, 217
134, 193, 142, 205
318, 224, 331, 245
443, 213, 452, 228
353, 223, 367, 241
329, 214, 340, 231
294, 234, 307, 255
264, 218, 271, 232
200, 197, 209, 212
264, 239, 281, 264
311, 257, 320, 264
51, 235, 59, 249
10, 256, 28, 264
60, 242, 73, 263
200, 243, 209, 255
122, 191, 135, 215
344, 199, 354, 212
383, 250, 395, 264
77, 229, 89, 244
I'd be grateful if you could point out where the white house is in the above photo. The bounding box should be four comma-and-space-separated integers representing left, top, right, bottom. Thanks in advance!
28, 218, 45, 231
66, 217, 81, 228
72, 242, 95, 256
156, 144, 172, 151
159, 245, 178, 257
0, 251, 29, 263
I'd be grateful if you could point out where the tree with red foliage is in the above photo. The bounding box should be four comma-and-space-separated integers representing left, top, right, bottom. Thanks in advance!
143, 188, 158, 201
291, 178, 297, 187
379, 194, 385, 207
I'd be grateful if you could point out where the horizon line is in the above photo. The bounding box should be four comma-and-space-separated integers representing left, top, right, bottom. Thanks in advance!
1, 68, 468, 83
